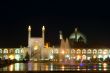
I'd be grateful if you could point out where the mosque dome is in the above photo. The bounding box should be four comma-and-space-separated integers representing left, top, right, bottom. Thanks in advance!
69, 28, 87, 43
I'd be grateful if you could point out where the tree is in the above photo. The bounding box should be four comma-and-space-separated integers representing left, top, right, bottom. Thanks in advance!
25, 52, 30, 61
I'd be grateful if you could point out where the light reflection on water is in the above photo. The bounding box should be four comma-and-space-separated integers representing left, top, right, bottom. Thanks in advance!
28, 62, 32, 71
15, 63, 19, 71
0, 62, 110, 71
50, 63, 53, 71
9, 64, 13, 71
61, 65, 64, 71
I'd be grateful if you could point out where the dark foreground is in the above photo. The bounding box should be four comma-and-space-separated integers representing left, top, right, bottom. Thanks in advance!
1, 71, 110, 73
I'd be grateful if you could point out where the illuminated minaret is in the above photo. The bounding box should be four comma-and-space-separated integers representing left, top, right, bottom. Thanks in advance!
42, 26, 45, 48
59, 30, 63, 40
59, 30, 65, 48
28, 25, 31, 58
41, 26, 45, 60
75, 28, 78, 42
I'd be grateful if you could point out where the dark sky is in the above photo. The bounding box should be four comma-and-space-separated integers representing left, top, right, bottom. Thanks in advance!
0, 1, 110, 47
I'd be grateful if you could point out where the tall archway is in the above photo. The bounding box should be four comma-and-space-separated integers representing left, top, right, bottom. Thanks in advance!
4, 49, 8, 54
0, 49, 2, 53
82, 49, 86, 54
10, 49, 13, 53
93, 49, 97, 54
4, 55, 8, 59
15, 49, 20, 54
82, 55, 86, 60
87, 49, 92, 54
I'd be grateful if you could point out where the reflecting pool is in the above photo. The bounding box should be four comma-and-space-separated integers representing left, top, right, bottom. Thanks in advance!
0, 62, 110, 71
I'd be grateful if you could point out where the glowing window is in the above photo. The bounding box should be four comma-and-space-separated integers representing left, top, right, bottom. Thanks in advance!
10, 49, 13, 53
49, 55, 54, 59
87, 49, 91, 54
4, 55, 8, 59
77, 49, 81, 54
0, 49, 2, 53
87, 57, 91, 60
93, 49, 97, 54
77, 55, 81, 60
98, 49, 102, 54
34, 46, 38, 50
9, 55, 14, 60
4, 49, 8, 53
15, 55, 20, 61
15, 49, 20, 54
82, 49, 86, 54
82, 55, 86, 60
103, 49, 108, 55
21, 49, 24, 53
71, 49, 75, 53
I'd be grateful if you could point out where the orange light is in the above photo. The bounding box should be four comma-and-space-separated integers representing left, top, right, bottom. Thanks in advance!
93, 55, 96, 58
61, 50, 65, 54
61, 65, 65, 71
9, 55, 14, 60
45, 43, 49, 48
103, 63, 107, 67
34, 46, 38, 50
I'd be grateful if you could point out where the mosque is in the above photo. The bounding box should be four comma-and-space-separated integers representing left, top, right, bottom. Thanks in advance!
0, 25, 110, 62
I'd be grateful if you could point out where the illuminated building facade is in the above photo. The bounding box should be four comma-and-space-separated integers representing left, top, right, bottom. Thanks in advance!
0, 26, 110, 62
50, 48, 110, 61
0, 47, 28, 61
28, 26, 45, 60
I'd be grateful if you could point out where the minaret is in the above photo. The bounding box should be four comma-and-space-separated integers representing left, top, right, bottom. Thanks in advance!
59, 30, 63, 40
41, 26, 45, 60
75, 28, 78, 42
28, 25, 31, 47
42, 26, 45, 48
28, 25, 31, 58
59, 30, 64, 48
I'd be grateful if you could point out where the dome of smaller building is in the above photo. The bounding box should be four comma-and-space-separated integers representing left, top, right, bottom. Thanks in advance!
69, 28, 87, 43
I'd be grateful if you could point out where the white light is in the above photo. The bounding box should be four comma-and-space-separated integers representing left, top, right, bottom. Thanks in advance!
82, 55, 86, 60
42, 26, 45, 31
34, 46, 38, 50
65, 54, 70, 58
98, 55, 102, 58
103, 49, 108, 55
28, 26, 31, 31
50, 55, 54, 59
87, 57, 91, 60
103, 55, 108, 60
15, 55, 20, 61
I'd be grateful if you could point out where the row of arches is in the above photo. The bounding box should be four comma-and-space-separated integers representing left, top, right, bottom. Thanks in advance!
0, 54, 21, 60
71, 54, 110, 60
71, 49, 110, 55
0, 49, 24, 54
51, 48, 110, 55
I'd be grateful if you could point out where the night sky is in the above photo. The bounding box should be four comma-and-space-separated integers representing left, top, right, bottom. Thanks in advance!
0, 1, 110, 47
